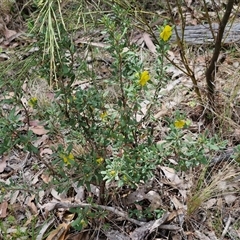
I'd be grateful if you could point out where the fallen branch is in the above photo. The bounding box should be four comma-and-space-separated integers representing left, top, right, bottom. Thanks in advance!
46, 201, 146, 226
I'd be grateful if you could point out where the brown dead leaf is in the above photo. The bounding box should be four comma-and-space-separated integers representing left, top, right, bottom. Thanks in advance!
29, 120, 41, 126
33, 134, 49, 147
40, 148, 53, 157
32, 169, 44, 184
73, 184, 85, 202
160, 166, 183, 186
142, 32, 156, 54
38, 190, 45, 204
41, 202, 58, 212
36, 218, 55, 240
224, 194, 237, 206
41, 172, 52, 184
203, 198, 217, 209
30, 125, 49, 135
46, 222, 70, 240
145, 191, 162, 211
125, 186, 146, 205
0, 155, 7, 173
154, 105, 169, 119
171, 196, 185, 210
4, 27, 17, 40
167, 210, 178, 222
0, 201, 8, 218
10, 191, 20, 204
51, 189, 62, 201
130, 212, 169, 240
27, 195, 38, 215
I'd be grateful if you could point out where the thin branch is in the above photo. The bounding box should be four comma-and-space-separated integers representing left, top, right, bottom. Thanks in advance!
51, 201, 146, 226
205, 0, 234, 105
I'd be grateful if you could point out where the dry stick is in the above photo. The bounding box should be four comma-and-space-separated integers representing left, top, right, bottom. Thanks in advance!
220, 214, 232, 240
53, 202, 146, 226
166, 0, 202, 103
203, 0, 217, 40
52, 202, 173, 232
205, 0, 234, 106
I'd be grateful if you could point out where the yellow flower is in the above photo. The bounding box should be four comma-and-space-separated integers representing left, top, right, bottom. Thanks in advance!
138, 71, 150, 86
110, 170, 116, 176
60, 153, 74, 165
80, 219, 88, 228
67, 95, 76, 103
96, 157, 104, 164
28, 97, 38, 108
174, 120, 186, 129
100, 111, 107, 119
160, 25, 172, 42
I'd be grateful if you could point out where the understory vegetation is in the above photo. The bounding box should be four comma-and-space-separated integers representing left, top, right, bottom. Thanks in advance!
1, 0, 240, 239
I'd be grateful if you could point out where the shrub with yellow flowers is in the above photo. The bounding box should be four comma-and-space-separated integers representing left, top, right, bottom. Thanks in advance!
36, 5, 225, 201
158, 113, 226, 170
50, 5, 175, 191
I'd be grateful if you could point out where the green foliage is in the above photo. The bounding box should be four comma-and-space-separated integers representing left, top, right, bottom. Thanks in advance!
0, 0, 233, 233
129, 206, 165, 220
159, 114, 227, 170
48, 5, 174, 191
70, 206, 107, 231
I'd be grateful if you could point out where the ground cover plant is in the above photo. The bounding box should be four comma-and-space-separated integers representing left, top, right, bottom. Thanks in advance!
1, 0, 240, 239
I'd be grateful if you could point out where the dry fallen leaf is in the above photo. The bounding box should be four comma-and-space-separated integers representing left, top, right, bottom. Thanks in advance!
125, 186, 146, 205
0, 155, 7, 173
27, 195, 38, 215
145, 191, 162, 211
33, 134, 49, 147
160, 166, 183, 186
170, 196, 185, 210
0, 201, 8, 218
29, 120, 41, 126
10, 191, 20, 204
41, 172, 52, 184
224, 194, 237, 206
40, 148, 53, 157
46, 222, 70, 240
142, 32, 156, 54
4, 27, 17, 40
30, 125, 49, 135
36, 218, 55, 240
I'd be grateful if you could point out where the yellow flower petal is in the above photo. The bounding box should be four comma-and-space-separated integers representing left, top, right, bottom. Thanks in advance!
138, 71, 150, 86
28, 97, 38, 108
160, 25, 172, 42
100, 111, 107, 119
110, 170, 116, 176
68, 153, 74, 160
96, 157, 104, 164
174, 120, 186, 129
60, 153, 74, 165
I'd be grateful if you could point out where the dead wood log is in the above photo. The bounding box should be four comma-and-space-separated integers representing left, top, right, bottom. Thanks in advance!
170, 22, 240, 45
